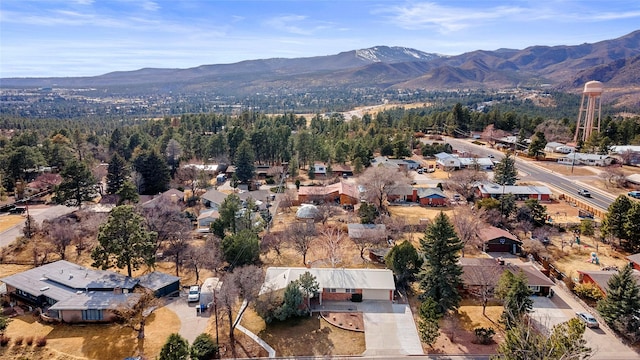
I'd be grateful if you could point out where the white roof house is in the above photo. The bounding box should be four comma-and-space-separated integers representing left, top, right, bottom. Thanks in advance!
558, 153, 612, 166
435, 152, 461, 169
260, 267, 395, 303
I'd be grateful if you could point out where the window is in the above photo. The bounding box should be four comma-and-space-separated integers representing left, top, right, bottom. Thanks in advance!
345, 289, 357, 293
528, 285, 540, 293
327, 288, 336, 293
82, 309, 103, 321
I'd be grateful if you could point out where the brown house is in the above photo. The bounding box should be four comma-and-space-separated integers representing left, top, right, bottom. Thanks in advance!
297, 180, 359, 205
460, 257, 555, 296
479, 226, 522, 254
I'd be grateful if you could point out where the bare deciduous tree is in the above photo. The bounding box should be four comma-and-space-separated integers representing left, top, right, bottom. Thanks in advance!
175, 166, 200, 194
321, 227, 346, 267
260, 231, 284, 256
381, 215, 406, 243
44, 218, 76, 260
599, 166, 626, 189
359, 166, 412, 213
164, 220, 193, 276
141, 195, 189, 251
446, 169, 487, 200
452, 206, 482, 257
351, 227, 386, 261
315, 202, 339, 225
184, 236, 222, 285
111, 289, 161, 339
285, 222, 316, 265
464, 263, 503, 315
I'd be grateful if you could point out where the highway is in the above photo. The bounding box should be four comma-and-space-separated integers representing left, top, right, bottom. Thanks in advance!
444, 137, 616, 213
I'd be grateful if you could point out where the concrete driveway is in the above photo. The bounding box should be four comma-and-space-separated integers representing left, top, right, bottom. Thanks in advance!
163, 290, 212, 344
531, 286, 639, 360
360, 301, 423, 356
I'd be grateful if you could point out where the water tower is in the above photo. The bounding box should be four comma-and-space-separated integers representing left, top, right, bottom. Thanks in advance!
573, 80, 603, 143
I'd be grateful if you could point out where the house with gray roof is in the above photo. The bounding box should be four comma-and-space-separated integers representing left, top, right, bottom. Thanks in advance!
1, 261, 178, 323
473, 181, 552, 202
201, 189, 228, 209
558, 153, 612, 167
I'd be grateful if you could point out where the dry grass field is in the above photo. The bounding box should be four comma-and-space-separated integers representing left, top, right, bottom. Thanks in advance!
0, 214, 24, 233
0, 307, 180, 360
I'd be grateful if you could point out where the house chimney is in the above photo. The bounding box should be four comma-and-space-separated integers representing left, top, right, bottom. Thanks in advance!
113, 287, 122, 295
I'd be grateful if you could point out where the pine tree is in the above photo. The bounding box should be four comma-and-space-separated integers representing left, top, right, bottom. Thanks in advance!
417, 297, 441, 347
498, 270, 533, 329
493, 152, 518, 185
133, 150, 170, 195
527, 131, 547, 158
597, 264, 640, 340
55, 159, 97, 209
235, 140, 256, 184
623, 202, 640, 253
419, 212, 464, 314
106, 153, 128, 194
190, 333, 218, 360
602, 195, 632, 243
159, 333, 189, 360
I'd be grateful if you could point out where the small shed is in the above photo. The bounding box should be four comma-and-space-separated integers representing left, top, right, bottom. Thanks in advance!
479, 226, 522, 254
137, 271, 181, 297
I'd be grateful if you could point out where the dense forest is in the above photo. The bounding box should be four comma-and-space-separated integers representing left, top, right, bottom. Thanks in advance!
1, 95, 639, 199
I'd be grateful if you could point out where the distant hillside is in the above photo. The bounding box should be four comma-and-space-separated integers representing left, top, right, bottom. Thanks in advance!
2, 30, 640, 105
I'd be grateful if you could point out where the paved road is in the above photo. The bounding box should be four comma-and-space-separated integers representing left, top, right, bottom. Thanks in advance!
443, 137, 616, 212
0, 205, 76, 248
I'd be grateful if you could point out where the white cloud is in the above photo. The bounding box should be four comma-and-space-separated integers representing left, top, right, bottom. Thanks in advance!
264, 14, 311, 35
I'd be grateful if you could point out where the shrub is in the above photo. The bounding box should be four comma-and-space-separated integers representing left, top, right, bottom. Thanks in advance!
14, 336, 23, 346
573, 282, 604, 302
25, 336, 34, 346
474, 327, 495, 345
0, 335, 10, 346
35, 336, 47, 347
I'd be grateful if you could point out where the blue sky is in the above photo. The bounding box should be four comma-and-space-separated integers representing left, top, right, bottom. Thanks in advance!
1, 0, 639, 78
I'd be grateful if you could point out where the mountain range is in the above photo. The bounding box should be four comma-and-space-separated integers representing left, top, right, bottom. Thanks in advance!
2, 30, 640, 105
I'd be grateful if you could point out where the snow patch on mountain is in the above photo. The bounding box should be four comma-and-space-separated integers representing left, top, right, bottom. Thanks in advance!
355, 46, 440, 63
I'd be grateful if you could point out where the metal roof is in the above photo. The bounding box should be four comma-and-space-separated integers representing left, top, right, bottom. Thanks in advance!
261, 267, 395, 295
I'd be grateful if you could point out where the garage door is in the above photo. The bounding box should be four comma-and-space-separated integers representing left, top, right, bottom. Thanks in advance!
487, 243, 510, 252
362, 289, 391, 301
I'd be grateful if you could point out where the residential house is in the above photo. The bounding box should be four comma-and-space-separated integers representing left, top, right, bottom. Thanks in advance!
201, 189, 228, 210
370, 156, 418, 171
197, 209, 220, 233
140, 188, 185, 209
478, 226, 522, 254
474, 182, 552, 202
577, 269, 640, 297
544, 142, 574, 154
627, 253, 640, 271
458, 157, 494, 170
435, 152, 461, 170
627, 174, 640, 186
260, 267, 395, 304
558, 153, 613, 167
610, 145, 640, 166
313, 163, 327, 176
1, 260, 139, 323
460, 258, 554, 296
332, 164, 353, 177
297, 180, 359, 205
416, 188, 448, 207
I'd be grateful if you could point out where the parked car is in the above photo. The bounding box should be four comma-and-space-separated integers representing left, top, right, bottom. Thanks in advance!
628, 191, 640, 199
187, 285, 200, 302
576, 312, 599, 328
417, 168, 424, 174
8, 206, 26, 214
577, 189, 591, 197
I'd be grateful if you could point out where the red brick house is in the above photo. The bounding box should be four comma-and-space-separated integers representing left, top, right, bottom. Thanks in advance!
460, 258, 555, 296
416, 188, 448, 206
577, 268, 640, 297
260, 267, 395, 305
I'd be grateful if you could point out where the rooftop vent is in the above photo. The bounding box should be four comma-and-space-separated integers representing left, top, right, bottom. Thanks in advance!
40, 286, 50, 292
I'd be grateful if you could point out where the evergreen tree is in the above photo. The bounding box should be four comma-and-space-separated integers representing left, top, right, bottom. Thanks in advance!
493, 152, 518, 185
385, 240, 423, 289
602, 195, 632, 243
55, 159, 97, 209
497, 270, 533, 329
235, 140, 256, 184
190, 333, 218, 360
298, 271, 319, 313
116, 180, 139, 205
419, 212, 464, 314
275, 281, 304, 321
623, 202, 640, 253
221, 229, 260, 267
417, 297, 441, 347
597, 264, 640, 341
159, 333, 189, 360
91, 205, 157, 277
133, 150, 170, 195
106, 153, 128, 194
527, 131, 547, 158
